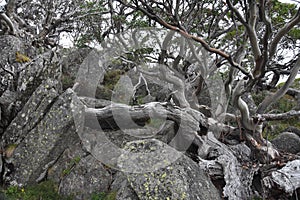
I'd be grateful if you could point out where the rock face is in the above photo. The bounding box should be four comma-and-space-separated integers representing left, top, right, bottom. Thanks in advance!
271, 132, 300, 154
60, 48, 91, 90
1, 82, 84, 185
0, 78, 221, 198
0, 36, 26, 135
0, 36, 223, 199
59, 155, 112, 200
0, 90, 18, 134
1, 79, 60, 145
0, 35, 24, 68
0, 35, 60, 136
114, 139, 221, 200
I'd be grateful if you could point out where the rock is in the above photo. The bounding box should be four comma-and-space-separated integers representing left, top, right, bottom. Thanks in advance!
46, 140, 87, 184
115, 139, 221, 200
58, 155, 112, 200
0, 35, 59, 101
4, 87, 85, 186
74, 50, 106, 98
17, 50, 61, 101
1, 79, 60, 145
0, 35, 24, 67
112, 173, 139, 200
0, 90, 18, 135
283, 126, 300, 137
60, 48, 91, 90
271, 132, 300, 154
0, 35, 25, 96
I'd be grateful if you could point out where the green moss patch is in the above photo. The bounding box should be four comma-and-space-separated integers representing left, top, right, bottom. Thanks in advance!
2, 180, 72, 200
91, 191, 117, 200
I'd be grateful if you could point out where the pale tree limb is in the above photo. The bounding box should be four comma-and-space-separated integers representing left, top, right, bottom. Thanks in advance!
160, 65, 190, 108
0, 12, 16, 35
262, 110, 300, 121
84, 101, 237, 135
132, 72, 151, 98
117, 0, 253, 79
232, 79, 258, 132
226, 0, 261, 61
257, 56, 300, 114
269, 7, 300, 59
137, 62, 190, 108
257, 0, 272, 79
232, 78, 279, 162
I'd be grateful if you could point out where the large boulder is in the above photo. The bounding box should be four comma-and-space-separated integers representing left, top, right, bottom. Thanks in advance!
283, 126, 300, 137
1, 79, 60, 145
0, 35, 25, 133
114, 139, 221, 200
58, 155, 112, 200
2, 82, 85, 186
271, 132, 300, 154
1, 77, 114, 199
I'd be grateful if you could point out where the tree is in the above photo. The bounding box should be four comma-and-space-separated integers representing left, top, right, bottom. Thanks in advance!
1, 0, 107, 47
84, 0, 299, 162
1, 0, 300, 199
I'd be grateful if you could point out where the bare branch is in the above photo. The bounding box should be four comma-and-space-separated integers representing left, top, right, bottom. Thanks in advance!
232, 79, 255, 131
227, 0, 261, 61
269, 7, 300, 59
226, 0, 247, 26
126, 0, 253, 79
257, 56, 300, 114
0, 13, 16, 35
262, 110, 300, 121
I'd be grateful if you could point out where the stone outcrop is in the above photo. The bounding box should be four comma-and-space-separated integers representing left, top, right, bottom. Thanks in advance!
271, 132, 300, 154
114, 139, 221, 200
1, 35, 299, 200
2, 83, 84, 185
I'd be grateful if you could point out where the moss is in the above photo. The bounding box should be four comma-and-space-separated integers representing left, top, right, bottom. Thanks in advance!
3, 182, 116, 200
146, 118, 164, 129
62, 156, 81, 176
292, 78, 300, 89
96, 69, 126, 100
3, 180, 72, 200
72, 156, 81, 164
61, 74, 76, 90
103, 70, 125, 91
264, 116, 300, 139
91, 191, 117, 200
62, 168, 72, 176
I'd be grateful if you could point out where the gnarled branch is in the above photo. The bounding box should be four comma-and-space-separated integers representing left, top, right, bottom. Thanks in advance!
257, 56, 300, 114
269, 7, 300, 59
